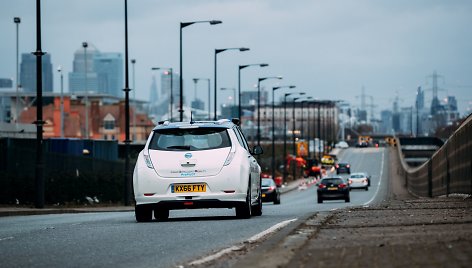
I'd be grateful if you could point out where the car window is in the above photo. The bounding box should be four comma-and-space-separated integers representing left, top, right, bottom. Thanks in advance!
232, 126, 248, 151
234, 126, 249, 151
149, 127, 231, 151
262, 179, 274, 187
350, 174, 363, 178
321, 178, 343, 185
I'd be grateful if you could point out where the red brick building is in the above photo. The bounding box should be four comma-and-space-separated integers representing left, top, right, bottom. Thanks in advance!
19, 94, 154, 142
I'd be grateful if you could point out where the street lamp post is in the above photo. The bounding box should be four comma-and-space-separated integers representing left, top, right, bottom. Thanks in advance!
292, 97, 302, 181
131, 59, 136, 140
57, 66, 64, 138
123, 0, 132, 206
33, 0, 46, 208
214, 47, 249, 120
151, 67, 173, 120
82, 42, 89, 139
271, 85, 295, 181
238, 63, 268, 122
317, 102, 322, 161
300, 97, 313, 141
257, 76, 282, 145
193, 78, 211, 120
180, 20, 222, 122
283, 92, 304, 183
14, 17, 20, 124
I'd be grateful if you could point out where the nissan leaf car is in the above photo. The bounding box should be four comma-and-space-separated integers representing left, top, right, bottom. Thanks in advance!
133, 119, 263, 222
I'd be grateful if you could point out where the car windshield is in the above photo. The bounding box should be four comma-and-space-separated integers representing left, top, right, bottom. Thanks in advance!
262, 179, 274, 187
321, 178, 343, 185
149, 127, 231, 151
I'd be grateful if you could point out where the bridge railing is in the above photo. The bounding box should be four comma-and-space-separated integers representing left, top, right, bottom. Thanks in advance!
396, 113, 472, 197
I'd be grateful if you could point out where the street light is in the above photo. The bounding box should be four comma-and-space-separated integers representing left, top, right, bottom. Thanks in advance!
283, 92, 304, 183
82, 41, 89, 139
14, 17, 20, 124
180, 20, 222, 122
300, 97, 313, 140
220, 87, 236, 116
238, 63, 268, 122
257, 76, 282, 145
57, 65, 64, 138
131, 59, 136, 140
151, 67, 173, 120
214, 47, 250, 120
123, 0, 132, 206
33, 0, 47, 208
271, 85, 295, 180
292, 96, 304, 181
193, 78, 211, 120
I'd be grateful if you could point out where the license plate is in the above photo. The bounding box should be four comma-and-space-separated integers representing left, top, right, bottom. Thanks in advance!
262, 194, 266, 198
172, 184, 206, 193
327, 187, 338, 190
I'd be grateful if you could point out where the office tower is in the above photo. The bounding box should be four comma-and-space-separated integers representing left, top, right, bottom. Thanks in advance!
94, 53, 123, 97
20, 53, 53, 92
69, 44, 99, 93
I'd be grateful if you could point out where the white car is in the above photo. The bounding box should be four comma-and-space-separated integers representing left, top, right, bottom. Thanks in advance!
348, 173, 369, 191
133, 119, 263, 222
335, 141, 349, 149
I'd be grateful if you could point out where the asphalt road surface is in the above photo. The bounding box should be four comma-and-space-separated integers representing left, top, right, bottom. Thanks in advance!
0, 148, 388, 268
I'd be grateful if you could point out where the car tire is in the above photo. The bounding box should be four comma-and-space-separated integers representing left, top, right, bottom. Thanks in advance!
317, 196, 323, 203
368, 180, 371, 187
345, 195, 350, 203
365, 187, 368, 191
135, 205, 152, 222
154, 208, 169, 221
252, 183, 263, 216
236, 184, 252, 219
274, 193, 281, 205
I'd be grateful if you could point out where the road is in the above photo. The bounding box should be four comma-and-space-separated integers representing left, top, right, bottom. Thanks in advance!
0, 148, 388, 268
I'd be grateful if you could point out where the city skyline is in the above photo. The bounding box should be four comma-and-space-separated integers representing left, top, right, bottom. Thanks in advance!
0, 0, 471, 117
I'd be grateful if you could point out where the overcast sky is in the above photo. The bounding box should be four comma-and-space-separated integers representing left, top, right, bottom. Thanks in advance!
1, 0, 471, 116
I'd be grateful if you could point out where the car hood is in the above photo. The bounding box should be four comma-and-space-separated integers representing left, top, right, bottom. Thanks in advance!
148, 147, 231, 178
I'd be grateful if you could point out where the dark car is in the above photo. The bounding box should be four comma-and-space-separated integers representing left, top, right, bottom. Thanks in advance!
261, 178, 280, 204
335, 162, 351, 174
317, 176, 350, 203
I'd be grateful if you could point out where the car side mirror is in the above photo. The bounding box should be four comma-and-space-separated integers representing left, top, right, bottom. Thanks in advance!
252, 145, 263, 155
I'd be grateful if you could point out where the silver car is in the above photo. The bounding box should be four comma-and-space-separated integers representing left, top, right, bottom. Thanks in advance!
348, 173, 369, 191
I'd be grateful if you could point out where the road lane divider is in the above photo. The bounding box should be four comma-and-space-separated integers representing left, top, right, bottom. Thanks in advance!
363, 149, 385, 206
187, 218, 297, 266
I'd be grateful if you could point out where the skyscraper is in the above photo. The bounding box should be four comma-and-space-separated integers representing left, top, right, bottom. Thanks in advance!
94, 53, 123, 97
20, 53, 53, 92
69, 44, 99, 93
69, 44, 123, 97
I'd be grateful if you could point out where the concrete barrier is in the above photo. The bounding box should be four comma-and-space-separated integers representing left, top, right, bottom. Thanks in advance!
396, 113, 472, 197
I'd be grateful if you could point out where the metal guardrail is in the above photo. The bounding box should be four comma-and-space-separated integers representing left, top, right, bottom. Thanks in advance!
396, 113, 472, 197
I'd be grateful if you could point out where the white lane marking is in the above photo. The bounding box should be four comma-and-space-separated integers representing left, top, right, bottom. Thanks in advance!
0, 236, 14, 241
188, 245, 243, 266
363, 149, 385, 206
246, 218, 297, 243
188, 218, 297, 266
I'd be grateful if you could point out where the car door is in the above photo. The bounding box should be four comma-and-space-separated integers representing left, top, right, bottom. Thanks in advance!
233, 127, 260, 202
